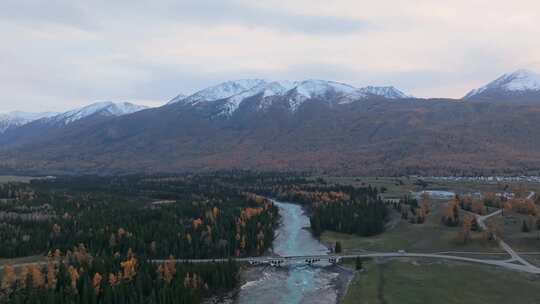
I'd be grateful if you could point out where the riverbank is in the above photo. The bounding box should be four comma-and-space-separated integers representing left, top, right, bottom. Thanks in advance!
331, 264, 356, 303
231, 200, 349, 303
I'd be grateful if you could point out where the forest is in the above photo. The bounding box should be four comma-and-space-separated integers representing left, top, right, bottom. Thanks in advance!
0, 172, 388, 303
0, 174, 278, 303
2, 252, 238, 304
225, 173, 389, 238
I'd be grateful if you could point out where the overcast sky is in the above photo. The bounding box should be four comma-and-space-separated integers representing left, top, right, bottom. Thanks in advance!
1, 0, 540, 113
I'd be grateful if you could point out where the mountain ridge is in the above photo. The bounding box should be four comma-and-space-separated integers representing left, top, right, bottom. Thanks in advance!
47, 101, 148, 125
0, 101, 149, 150
167, 78, 413, 116
0, 111, 58, 134
1, 72, 540, 176
464, 69, 540, 102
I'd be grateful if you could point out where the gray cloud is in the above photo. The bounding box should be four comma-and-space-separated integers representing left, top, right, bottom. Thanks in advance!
0, 1, 97, 31
165, 1, 369, 35
0, 0, 368, 35
0, 0, 539, 112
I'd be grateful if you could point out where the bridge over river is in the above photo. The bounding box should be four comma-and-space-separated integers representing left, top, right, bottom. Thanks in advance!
152, 251, 540, 274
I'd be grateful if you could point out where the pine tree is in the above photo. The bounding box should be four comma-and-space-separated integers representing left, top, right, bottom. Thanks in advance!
355, 257, 363, 270
522, 220, 530, 233
334, 241, 342, 254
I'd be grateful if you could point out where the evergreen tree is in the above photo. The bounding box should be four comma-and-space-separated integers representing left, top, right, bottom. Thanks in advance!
355, 257, 363, 270
522, 220, 530, 233
334, 242, 342, 254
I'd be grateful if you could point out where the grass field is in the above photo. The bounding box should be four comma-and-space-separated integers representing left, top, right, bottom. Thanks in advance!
489, 212, 540, 253
0, 175, 38, 184
342, 259, 540, 304
321, 202, 503, 254
321, 176, 418, 199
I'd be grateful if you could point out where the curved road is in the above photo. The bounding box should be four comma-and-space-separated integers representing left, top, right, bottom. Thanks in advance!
463, 192, 540, 273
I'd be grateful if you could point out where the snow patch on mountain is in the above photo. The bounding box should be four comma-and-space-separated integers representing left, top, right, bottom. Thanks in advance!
167, 93, 187, 105
171, 78, 412, 115
293, 80, 356, 99
285, 80, 355, 111
180, 79, 266, 106
222, 81, 299, 113
356, 86, 411, 99
338, 86, 411, 104
0, 111, 58, 133
50, 102, 148, 125
464, 69, 540, 99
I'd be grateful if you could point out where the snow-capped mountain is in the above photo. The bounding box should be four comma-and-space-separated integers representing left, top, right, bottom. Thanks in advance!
169, 79, 267, 106
167, 94, 187, 105
47, 101, 148, 125
169, 79, 412, 115
0, 111, 58, 133
224, 80, 298, 113
464, 69, 540, 101
0, 101, 149, 146
356, 86, 411, 99
287, 80, 358, 110
3, 71, 540, 176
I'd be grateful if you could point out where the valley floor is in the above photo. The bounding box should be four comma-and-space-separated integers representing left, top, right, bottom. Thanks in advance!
317, 176, 540, 303
342, 259, 540, 304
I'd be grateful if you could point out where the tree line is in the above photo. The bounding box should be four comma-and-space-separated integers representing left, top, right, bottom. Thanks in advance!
1, 247, 238, 304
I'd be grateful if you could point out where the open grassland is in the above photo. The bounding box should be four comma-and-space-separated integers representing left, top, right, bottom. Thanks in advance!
321, 176, 418, 199
342, 260, 540, 304
322, 202, 502, 254
489, 212, 540, 254
0, 175, 37, 183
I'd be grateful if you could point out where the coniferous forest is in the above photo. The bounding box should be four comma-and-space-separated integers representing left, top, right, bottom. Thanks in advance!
226, 173, 389, 238
0, 173, 387, 303
0, 174, 278, 303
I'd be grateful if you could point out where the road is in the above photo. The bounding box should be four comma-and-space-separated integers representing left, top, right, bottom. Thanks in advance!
467, 192, 540, 273
148, 251, 540, 274
4, 249, 540, 274
3, 192, 539, 275
151, 190, 540, 275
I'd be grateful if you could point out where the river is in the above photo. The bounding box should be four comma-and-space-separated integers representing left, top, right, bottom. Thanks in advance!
234, 200, 348, 304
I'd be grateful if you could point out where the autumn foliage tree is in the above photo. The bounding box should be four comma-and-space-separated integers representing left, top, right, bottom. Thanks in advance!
1, 246, 239, 304
92, 272, 103, 295
508, 198, 537, 216
420, 193, 432, 215
442, 198, 460, 226
458, 215, 474, 243
1, 265, 17, 296
471, 199, 487, 215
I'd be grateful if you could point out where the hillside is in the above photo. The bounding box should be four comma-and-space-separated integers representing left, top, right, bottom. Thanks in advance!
1, 97, 539, 176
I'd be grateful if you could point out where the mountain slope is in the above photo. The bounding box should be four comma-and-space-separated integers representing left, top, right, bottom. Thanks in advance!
0, 101, 148, 149
1, 96, 539, 176
464, 69, 540, 103
167, 78, 412, 115
1, 76, 540, 176
168, 79, 266, 106
0, 111, 58, 133
356, 86, 411, 99
47, 101, 148, 125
